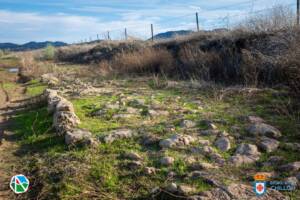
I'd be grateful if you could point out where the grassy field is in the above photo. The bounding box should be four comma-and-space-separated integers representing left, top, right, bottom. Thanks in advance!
7, 77, 299, 199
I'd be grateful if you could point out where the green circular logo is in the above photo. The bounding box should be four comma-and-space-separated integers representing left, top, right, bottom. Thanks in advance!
10, 174, 30, 194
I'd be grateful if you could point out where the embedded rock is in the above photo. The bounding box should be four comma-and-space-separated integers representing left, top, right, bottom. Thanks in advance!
144, 167, 156, 175
235, 143, 260, 156
258, 137, 279, 153
225, 183, 287, 200
180, 120, 197, 128
41, 73, 59, 86
103, 129, 136, 143
159, 134, 196, 149
247, 123, 281, 138
160, 157, 174, 166
279, 162, 300, 172
65, 129, 94, 146
214, 137, 231, 152
166, 183, 178, 193
124, 152, 142, 161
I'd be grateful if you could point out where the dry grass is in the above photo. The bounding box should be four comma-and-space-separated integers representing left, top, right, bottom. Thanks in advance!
110, 47, 174, 74
237, 5, 296, 32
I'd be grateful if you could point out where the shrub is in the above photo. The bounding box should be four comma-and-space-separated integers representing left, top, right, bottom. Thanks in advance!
43, 44, 56, 60
111, 47, 174, 75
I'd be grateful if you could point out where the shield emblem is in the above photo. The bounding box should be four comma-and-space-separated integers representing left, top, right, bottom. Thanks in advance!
254, 181, 266, 196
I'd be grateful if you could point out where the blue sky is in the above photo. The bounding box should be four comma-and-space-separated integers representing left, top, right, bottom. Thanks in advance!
0, 0, 295, 44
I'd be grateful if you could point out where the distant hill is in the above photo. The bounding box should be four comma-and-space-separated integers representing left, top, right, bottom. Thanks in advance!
152, 30, 193, 40
0, 41, 67, 51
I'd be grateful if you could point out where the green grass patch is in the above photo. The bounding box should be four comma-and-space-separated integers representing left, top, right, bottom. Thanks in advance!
26, 80, 47, 96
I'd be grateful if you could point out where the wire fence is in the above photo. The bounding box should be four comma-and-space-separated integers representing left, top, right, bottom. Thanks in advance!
73, 0, 299, 44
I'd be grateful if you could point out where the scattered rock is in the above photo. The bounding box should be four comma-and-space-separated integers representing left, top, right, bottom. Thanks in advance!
65, 129, 94, 146
180, 120, 197, 128
189, 162, 219, 171
91, 109, 106, 117
243, 115, 265, 123
198, 139, 210, 146
235, 143, 260, 156
160, 157, 174, 166
41, 73, 59, 86
229, 143, 261, 166
285, 177, 298, 187
177, 185, 196, 195
247, 123, 281, 138
296, 173, 300, 181
126, 107, 140, 114
106, 103, 120, 110
279, 162, 300, 172
195, 188, 231, 200
124, 152, 142, 161
148, 110, 169, 117
282, 143, 300, 152
225, 183, 287, 200
199, 130, 220, 136
142, 134, 160, 146
144, 167, 156, 175
214, 137, 231, 152
103, 129, 136, 143
127, 161, 143, 170
159, 134, 196, 149
263, 156, 284, 167
165, 182, 177, 193
258, 137, 279, 153
112, 114, 136, 119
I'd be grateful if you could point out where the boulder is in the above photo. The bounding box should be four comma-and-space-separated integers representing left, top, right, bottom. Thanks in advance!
246, 123, 281, 138
258, 137, 279, 153
65, 129, 94, 146
103, 129, 136, 143
53, 111, 80, 135
214, 137, 231, 152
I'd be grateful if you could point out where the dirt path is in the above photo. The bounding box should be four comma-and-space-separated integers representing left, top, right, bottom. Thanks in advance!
0, 78, 26, 199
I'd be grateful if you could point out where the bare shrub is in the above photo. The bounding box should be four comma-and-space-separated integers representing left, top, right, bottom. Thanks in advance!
112, 47, 174, 74
237, 5, 295, 32
179, 44, 223, 80
279, 39, 300, 98
18, 52, 54, 79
